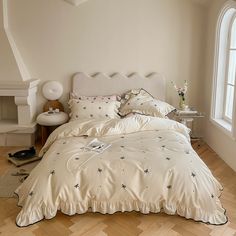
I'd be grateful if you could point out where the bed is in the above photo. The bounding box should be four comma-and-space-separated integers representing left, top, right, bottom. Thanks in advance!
14, 72, 227, 227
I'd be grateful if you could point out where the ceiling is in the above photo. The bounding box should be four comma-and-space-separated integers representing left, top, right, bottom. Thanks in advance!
64, 0, 88, 6
63, 0, 211, 7
191, 0, 211, 6
65, 0, 212, 6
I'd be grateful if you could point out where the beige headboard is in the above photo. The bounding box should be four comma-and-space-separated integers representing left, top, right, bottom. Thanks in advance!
72, 72, 166, 101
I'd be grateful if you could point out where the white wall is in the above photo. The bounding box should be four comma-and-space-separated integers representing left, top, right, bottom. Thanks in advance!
204, 0, 236, 171
6, 0, 235, 171
6, 0, 207, 112
0, 1, 21, 81
2, 0, 235, 171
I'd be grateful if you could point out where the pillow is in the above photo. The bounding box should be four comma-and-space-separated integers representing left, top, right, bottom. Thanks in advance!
70, 92, 121, 102
119, 89, 175, 118
119, 89, 140, 105
69, 99, 121, 121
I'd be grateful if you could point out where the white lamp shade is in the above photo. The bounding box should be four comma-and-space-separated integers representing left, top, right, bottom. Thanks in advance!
42, 81, 63, 100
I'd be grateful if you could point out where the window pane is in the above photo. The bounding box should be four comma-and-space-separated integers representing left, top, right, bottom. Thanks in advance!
228, 50, 236, 85
225, 85, 234, 120
231, 18, 236, 49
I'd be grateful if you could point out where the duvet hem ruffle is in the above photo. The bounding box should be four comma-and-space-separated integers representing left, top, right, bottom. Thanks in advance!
14, 191, 228, 227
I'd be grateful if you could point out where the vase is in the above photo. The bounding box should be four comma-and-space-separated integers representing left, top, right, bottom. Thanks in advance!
179, 96, 185, 110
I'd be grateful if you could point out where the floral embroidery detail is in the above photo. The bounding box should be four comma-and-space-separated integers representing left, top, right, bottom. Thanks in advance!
122, 184, 126, 189
74, 184, 79, 189
98, 168, 103, 173
167, 185, 172, 189
29, 191, 34, 196
191, 172, 196, 177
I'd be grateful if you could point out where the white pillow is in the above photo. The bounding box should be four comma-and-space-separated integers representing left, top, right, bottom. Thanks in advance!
70, 92, 121, 102
119, 89, 175, 118
69, 99, 121, 121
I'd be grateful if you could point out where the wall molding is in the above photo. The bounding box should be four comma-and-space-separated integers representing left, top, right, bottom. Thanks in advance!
2, 0, 31, 81
64, 0, 88, 6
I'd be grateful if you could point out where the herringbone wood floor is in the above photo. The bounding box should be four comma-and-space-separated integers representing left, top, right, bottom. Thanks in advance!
0, 142, 236, 236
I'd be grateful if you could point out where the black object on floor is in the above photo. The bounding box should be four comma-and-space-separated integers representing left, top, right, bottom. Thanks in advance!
8, 147, 36, 160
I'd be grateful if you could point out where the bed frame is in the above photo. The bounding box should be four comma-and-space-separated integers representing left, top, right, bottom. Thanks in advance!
72, 72, 166, 101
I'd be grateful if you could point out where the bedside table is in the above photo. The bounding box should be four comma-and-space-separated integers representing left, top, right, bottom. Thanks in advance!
173, 109, 205, 141
36, 111, 69, 145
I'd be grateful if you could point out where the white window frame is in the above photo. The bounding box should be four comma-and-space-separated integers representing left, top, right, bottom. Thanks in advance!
223, 14, 236, 123
211, 0, 236, 140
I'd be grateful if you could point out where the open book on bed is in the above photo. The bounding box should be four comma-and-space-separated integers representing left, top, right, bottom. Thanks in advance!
83, 138, 111, 153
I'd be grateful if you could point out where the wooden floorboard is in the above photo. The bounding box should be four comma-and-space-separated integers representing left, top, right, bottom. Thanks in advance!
0, 142, 236, 236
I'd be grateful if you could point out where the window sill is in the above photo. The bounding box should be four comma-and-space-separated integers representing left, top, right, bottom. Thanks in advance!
210, 118, 235, 140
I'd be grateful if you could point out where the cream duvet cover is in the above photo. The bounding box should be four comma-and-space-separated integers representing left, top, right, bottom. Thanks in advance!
15, 115, 227, 226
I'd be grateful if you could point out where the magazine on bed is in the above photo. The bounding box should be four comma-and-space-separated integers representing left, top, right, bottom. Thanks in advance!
83, 138, 111, 153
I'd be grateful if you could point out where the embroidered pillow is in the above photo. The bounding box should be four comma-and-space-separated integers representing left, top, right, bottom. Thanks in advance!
119, 89, 175, 118
69, 99, 121, 121
70, 93, 121, 102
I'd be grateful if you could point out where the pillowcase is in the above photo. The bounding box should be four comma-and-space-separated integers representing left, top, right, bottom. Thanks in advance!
119, 89, 175, 118
70, 92, 121, 102
69, 99, 121, 121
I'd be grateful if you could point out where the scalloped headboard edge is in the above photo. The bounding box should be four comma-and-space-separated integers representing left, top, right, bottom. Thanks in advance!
72, 72, 166, 101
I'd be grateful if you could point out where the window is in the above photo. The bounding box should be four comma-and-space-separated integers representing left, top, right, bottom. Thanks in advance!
211, 1, 236, 138
224, 16, 236, 122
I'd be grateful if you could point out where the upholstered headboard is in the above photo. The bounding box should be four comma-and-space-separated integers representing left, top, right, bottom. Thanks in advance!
72, 72, 166, 101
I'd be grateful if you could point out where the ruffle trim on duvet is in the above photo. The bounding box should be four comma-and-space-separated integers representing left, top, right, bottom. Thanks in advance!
15, 194, 228, 227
